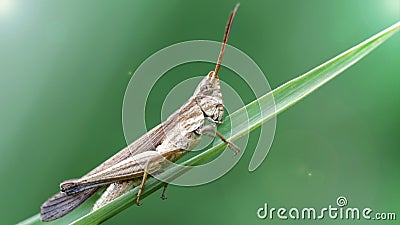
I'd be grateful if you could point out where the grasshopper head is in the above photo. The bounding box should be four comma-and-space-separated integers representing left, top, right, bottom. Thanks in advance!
194, 71, 224, 123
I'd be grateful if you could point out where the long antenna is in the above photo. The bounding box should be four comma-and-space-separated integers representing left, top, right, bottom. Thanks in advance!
212, 3, 240, 78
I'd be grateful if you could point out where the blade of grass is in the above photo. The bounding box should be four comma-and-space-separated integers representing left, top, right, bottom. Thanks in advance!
18, 21, 399, 225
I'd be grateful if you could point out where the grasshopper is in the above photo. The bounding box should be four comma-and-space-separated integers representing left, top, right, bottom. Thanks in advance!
41, 4, 240, 221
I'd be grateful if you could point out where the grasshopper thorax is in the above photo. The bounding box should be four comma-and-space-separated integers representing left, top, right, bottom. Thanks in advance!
193, 71, 224, 123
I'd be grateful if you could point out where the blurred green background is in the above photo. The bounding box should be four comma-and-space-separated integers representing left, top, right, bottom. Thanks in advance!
1, 0, 399, 224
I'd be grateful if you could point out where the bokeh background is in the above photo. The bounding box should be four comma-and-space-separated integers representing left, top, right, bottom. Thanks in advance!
1, 0, 399, 224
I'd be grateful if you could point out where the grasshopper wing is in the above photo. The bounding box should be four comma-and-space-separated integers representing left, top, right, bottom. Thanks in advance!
40, 188, 100, 221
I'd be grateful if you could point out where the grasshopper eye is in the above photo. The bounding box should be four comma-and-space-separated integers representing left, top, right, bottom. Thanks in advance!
200, 83, 212, 94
